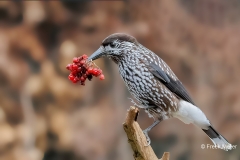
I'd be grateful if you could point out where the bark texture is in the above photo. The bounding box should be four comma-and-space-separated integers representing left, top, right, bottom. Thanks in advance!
123, 106, 170, 160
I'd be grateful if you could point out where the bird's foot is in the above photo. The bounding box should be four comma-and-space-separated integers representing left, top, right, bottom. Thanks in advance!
143, 129, 151, 146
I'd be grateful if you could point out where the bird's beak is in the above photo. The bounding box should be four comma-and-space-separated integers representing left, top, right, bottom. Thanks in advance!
88, 47, 105, 61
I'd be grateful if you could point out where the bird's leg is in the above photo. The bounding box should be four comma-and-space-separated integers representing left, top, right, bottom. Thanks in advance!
143, 120, 160, 146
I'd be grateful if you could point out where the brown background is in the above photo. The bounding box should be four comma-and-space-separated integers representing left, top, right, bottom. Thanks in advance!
0, 1, 239, 160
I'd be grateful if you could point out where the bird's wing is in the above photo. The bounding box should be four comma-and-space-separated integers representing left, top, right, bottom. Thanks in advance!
148, 62, 171, 83
148, 61, 195, 105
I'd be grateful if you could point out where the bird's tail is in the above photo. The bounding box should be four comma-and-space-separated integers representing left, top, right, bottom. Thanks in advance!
202, 126, 233, 151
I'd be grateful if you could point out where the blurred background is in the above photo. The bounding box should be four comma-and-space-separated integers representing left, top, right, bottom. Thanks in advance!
0, 0, 239, 160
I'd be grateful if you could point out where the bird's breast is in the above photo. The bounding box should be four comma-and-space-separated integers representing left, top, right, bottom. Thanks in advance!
118, 58, 179, 114
119, 60, 150, 98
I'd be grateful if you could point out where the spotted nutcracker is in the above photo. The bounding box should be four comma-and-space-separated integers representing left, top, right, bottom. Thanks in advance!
88, 33, 232, 150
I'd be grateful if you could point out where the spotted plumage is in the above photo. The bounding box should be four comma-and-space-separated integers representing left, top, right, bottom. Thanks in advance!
118, 47, 179, 121
88, 33, 233, 150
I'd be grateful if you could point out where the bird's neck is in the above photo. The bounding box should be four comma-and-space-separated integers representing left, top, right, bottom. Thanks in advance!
110, 56, 120, 64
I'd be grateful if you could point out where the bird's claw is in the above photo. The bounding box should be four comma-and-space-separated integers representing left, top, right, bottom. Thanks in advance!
143, 129, 151, 146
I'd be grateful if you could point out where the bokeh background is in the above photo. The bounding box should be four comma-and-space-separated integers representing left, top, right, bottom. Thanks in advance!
0, 1, 240, 160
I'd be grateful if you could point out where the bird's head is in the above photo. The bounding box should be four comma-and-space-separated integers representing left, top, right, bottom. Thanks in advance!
88, 33, 137, 63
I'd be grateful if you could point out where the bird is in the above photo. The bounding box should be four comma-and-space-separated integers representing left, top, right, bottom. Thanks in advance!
87, 33, 233, 151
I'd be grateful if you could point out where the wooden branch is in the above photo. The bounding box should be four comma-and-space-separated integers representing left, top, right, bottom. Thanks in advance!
123, 106, 170, 160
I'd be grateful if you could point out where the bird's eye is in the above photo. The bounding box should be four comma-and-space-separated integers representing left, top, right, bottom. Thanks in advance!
110, 43, 116, 47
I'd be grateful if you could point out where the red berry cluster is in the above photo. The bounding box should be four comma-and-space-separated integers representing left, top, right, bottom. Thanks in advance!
66, 54, 105, 85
